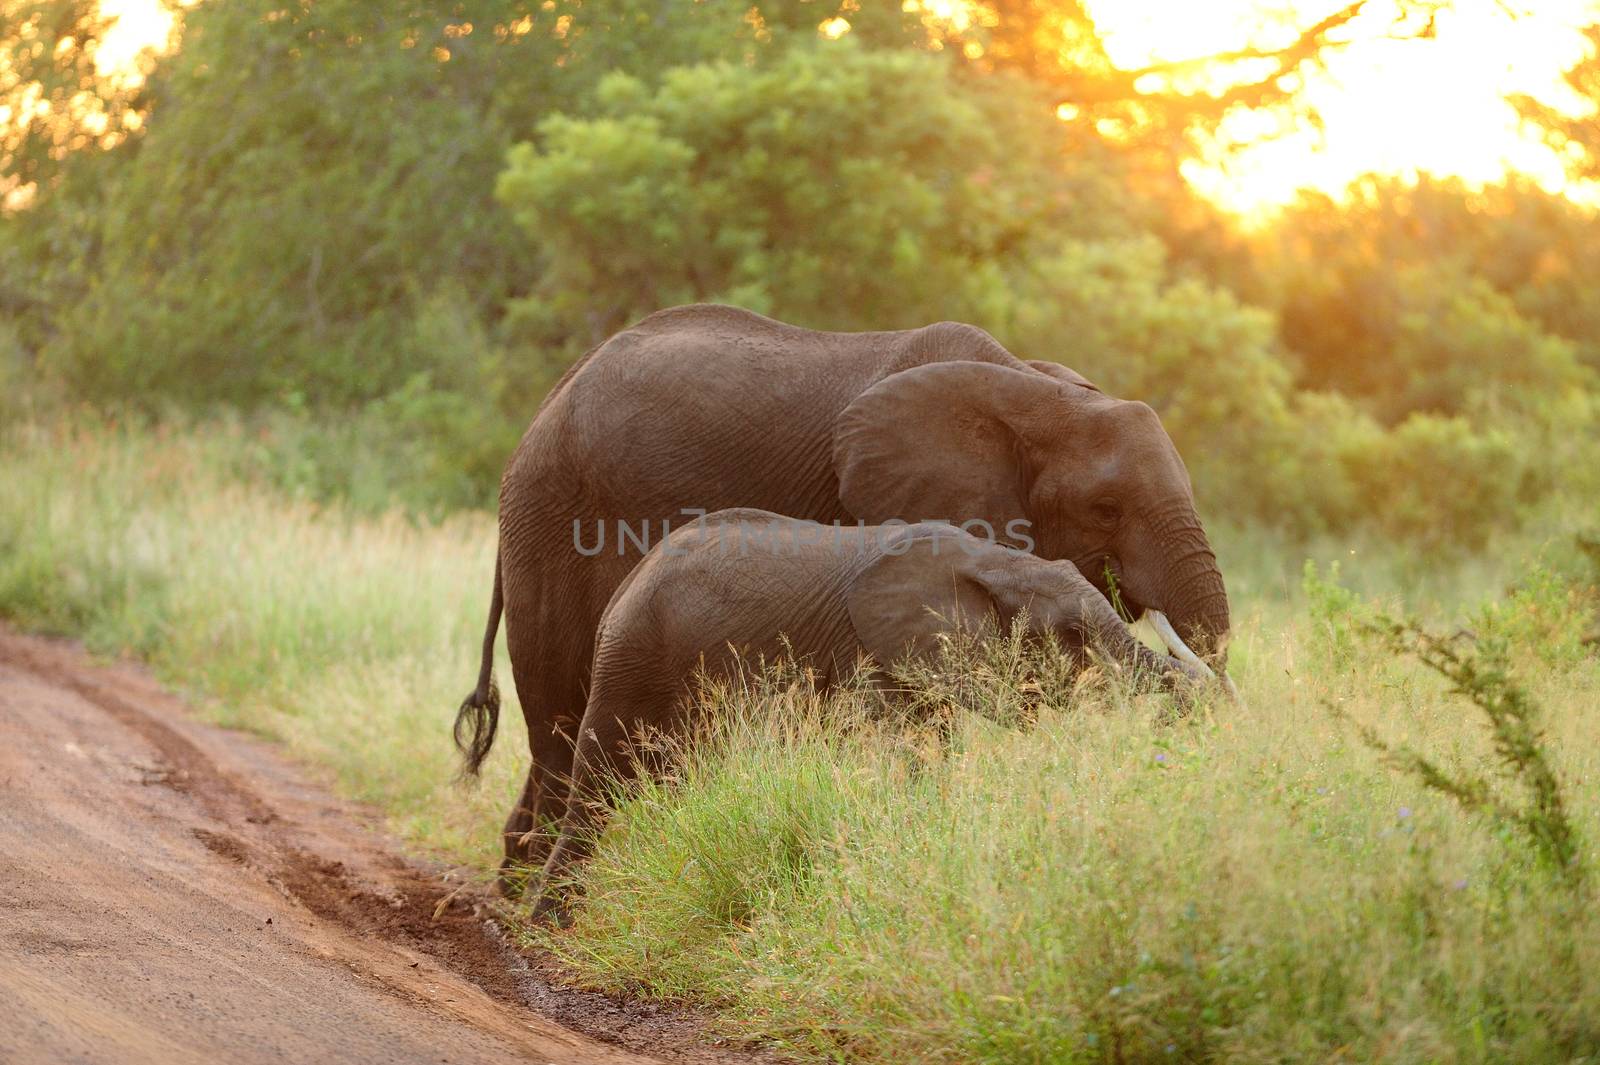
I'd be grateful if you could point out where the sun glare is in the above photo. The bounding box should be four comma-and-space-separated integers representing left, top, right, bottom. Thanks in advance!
1083, 0, 1600, 219
95, 0, 178, 84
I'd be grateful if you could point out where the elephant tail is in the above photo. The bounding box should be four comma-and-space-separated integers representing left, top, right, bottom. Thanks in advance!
454, 549, 503, 778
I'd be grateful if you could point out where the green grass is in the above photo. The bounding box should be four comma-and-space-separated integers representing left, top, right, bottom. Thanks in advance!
526, 611, 1600, 1062
0, 417, 525, 862
3, 415, 1599, 1062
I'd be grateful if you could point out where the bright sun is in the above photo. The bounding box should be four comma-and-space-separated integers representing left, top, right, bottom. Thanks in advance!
1081, 0, 1599, 218
90, 0, 1600, 219
94, 0, 178, 83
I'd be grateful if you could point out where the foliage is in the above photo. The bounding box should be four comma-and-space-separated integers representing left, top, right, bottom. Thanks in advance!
1, 0, 159, 205
1234, 176, 1600, 493
5, 0, 1600, 542
25, 0, 554, 409
5, 0, 936, 409
1258, 193, 1596, 417
1517, 24, 1600, 185
941, 0, 1449, 167
1476, 555, 1600, 671
497, 41, 1132, 348
1302, 559, 1369, 672
1351, 614, 1584, 885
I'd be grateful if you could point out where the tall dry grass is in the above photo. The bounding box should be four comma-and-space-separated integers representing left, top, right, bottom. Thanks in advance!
0, 418, 524, 860
528, 581, 1600, 1061
4, 415, 1597, 1061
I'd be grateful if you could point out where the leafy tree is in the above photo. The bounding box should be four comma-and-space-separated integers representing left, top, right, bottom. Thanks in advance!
1517, 23, 1600, 184
1236, 177, 1598, 417
498, 40, 1135, 346
497, 41, 1317, 514
929, 0, 1449, 178
33, 0, 563, 406
5, 0, 1597, 539
1, 0, 161, 206
1241, 178, 1600, 382
25, 0, 894, 408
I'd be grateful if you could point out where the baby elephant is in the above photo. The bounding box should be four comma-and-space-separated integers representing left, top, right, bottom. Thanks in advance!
531, 508, 1198, 917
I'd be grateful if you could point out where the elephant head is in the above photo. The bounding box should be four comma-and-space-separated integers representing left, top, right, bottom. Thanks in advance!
843, 526, 1197, 686
832, 361, 1231, 675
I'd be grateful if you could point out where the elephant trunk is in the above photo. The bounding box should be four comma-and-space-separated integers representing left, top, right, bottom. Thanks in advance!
1149, 519, 1232, 675
1081, 593, 1205, 692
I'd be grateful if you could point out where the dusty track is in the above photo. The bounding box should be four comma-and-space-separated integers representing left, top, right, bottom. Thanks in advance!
0, 628, 746, 1065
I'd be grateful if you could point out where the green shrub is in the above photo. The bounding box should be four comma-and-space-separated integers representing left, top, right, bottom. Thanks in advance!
497, 41, 1133, 352
1353, 614, 1585, 885
1342, 412, 1524, 550
1474, 560, 1598, 671
1302, 560, 1370, 672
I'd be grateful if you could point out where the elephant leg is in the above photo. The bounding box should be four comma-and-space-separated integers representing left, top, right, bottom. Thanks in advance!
495, 705, 582, 895
498, 568, 600, 891
497, 768, 542, 894
531, 697, 655, 923
500, 770, 536, 863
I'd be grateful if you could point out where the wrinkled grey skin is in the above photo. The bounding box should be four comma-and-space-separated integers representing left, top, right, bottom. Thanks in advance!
530, 510, 1202, 920
456, 304, 1230, 884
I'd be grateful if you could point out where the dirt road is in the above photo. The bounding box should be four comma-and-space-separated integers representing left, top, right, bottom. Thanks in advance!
0, 629, 729, 1065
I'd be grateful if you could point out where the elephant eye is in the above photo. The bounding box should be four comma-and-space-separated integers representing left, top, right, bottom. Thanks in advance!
1091, 499, 1122, 529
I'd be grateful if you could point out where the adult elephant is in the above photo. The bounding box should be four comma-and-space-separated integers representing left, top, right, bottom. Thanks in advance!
456, 304, 1231, 883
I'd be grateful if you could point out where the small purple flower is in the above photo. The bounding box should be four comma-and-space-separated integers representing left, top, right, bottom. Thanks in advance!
1398, 806, 1413, 820
1453, 877, 1469, 891
1154, 752, 1167, 763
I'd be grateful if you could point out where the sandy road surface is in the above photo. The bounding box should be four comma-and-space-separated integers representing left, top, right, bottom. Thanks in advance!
0, 629, 727, 1065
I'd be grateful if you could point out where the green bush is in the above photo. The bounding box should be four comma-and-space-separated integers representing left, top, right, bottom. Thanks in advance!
993, 236, 1300, 514
1475, 562, 1598, 671
497, 41, 1132, 351
1342, 412, 1523, 550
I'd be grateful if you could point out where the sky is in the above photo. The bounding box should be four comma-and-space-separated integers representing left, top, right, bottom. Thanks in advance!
90, 0, 1600, 219
1081, 0, 1599, 217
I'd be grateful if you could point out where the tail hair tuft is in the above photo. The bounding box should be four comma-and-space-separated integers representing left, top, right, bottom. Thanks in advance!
453, 678, 501, 779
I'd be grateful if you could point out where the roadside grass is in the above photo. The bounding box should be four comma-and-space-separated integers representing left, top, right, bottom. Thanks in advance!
5, 415, 1599, 1061
0, 417, 524, 863
527, 577, 1600, 1060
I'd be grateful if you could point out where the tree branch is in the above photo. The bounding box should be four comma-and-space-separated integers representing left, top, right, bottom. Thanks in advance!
1058, 0, 1443, 125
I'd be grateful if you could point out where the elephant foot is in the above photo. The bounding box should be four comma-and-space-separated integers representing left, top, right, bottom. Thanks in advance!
496, 856, 535, 899
528, 888, 574, 927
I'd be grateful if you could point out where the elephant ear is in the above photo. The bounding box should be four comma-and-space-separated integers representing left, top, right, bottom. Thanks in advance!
1027, 360, 1101, 393
846, 527, 998, 667
833, 362, 1063, 537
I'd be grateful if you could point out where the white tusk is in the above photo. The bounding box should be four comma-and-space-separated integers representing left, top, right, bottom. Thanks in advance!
1148, 611, 1243, 702
1146, 611, 1216, 681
